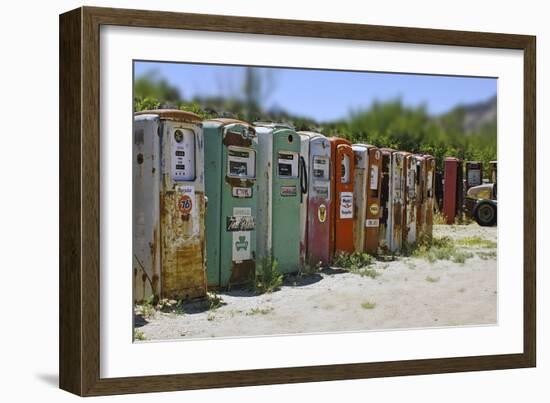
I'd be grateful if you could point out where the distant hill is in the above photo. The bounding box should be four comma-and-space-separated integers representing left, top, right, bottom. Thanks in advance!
443, 95, 497, 134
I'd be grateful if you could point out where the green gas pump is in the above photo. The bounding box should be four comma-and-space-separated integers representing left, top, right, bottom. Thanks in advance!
255, 123, 302, 274
204, 119, 258, 288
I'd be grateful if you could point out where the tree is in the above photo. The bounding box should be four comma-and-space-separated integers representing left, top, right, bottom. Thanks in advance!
134, 71, 182, 111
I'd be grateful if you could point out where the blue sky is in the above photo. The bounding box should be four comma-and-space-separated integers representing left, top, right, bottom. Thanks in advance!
135, 61, 497, 122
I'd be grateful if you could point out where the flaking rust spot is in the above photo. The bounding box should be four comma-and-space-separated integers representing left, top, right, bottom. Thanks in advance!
225, 175, 255, 188
230, 259, 255, 287
223, 131, 252, 148
160, 191, 206, 299
151, 225, 159, 296
393, 202, 403, 247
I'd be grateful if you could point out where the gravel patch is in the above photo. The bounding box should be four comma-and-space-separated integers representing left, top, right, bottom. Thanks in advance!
135, 224, 497, 341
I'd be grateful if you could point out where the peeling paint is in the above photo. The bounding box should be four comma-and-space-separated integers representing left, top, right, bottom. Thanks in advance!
423, 155, 436, 241
230, 259, 255, 287
378, 149, 393, 253
225, 175, 255, 188
133, 112, 207, 302
331, 138, 355, 255
223, 131, 252, 148
204, 120, 258, 288
390, 152, 406, 253
160, 191, 206, 299
298, 133, 332, 267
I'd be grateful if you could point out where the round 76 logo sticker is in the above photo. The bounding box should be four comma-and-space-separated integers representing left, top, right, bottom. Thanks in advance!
178, 194, 193, 215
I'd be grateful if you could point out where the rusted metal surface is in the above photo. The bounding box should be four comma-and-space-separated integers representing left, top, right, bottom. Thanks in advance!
229, 259, 255, 287
364, 146, 382, 255
160, 192, 206, 299
404, 154, 417, 247
423, 155, 436, 240
222, 130, 253, 148
414, 155, 426, 242
133, 111, 207, 302
378, 148, 394, 253
135, 109, 202, 123
331, 138, 355, 255
352, 144, 382, 255
443, 157, 464, 224
352, 145, 368, 253
133, 115, 161, 302
208, 118, 254, 127
224, 175, 255, 188
390, 151, 406, 253
204, 120, 258, 288
301, 134, 332, 267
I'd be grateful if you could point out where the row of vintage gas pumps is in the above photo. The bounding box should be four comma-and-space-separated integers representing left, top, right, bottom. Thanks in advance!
132, 110, 437, 302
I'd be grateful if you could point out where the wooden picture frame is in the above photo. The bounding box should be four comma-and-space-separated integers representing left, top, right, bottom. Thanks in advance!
59, 6, 536, 396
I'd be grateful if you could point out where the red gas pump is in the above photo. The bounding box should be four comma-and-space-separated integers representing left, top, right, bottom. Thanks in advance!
443, 157, 464, 224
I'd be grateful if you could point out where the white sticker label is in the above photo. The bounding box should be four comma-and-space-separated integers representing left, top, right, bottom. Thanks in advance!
232, 231, 251, 262
177, 185, 195, 195
232, 207, 252, 262
233, 207, 251, 216
232, 187, 253, 198
369, 165, 379, 190
366, 219, 379, 227
340, 192, 353, 219
177, 185, 196, 216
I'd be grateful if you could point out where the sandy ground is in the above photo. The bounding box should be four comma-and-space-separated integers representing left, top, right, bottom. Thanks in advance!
135, 224, 497, 341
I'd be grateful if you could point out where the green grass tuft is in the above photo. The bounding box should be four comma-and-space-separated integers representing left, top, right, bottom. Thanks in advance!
361, 301, 377, 309
333, 252, 377, 277
477, 250, 497, 260
207, 292, 225, 310
409, 236, 479, 264
457, 236, 497, 248
246, 307, 274, 316
256, 255, 283, 294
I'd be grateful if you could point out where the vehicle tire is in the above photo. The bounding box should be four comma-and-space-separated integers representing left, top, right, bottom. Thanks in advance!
474, 201, 497, 226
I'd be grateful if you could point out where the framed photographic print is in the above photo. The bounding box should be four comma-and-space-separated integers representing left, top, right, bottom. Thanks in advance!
59, 6, 536, 396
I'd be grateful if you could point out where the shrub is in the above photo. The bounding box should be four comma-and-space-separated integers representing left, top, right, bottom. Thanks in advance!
333, 251, 375, 270
333, 251, 378, 278
256, 255, 283, 294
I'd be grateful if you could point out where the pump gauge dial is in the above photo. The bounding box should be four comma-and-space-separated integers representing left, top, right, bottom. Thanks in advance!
174, 130, 184, 143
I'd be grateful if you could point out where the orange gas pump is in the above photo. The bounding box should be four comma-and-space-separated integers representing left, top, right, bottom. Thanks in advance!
330, 137, 355, 256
